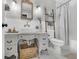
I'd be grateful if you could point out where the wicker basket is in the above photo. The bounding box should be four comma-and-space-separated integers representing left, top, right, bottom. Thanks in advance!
20, 47, 38, 59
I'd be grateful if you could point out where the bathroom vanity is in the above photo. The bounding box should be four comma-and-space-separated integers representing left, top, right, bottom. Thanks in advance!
4, 32, 48, 59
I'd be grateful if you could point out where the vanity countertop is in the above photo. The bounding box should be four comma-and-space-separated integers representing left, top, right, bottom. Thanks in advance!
4, 32, 47, 35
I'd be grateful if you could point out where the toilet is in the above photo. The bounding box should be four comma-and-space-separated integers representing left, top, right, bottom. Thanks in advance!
49, 38, 64, 55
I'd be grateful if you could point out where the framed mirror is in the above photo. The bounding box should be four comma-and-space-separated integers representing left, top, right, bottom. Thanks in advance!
21, 0, 33, 20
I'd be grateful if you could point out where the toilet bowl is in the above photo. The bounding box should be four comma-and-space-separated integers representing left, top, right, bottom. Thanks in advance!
49, 38, 64, 54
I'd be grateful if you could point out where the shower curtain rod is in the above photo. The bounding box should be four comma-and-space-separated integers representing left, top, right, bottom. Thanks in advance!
57, 0, 71, 8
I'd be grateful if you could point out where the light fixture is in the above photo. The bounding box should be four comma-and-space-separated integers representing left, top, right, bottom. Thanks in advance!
13, 0, 17, 3
34, 5, 43, 18
36, 5, 40, 8
11, 2, 17, 10
10, 0, 20, 11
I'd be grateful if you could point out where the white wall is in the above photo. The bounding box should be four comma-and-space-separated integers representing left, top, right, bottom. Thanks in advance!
3, 0, 56, 33
3, 0, 42, 33
4, 18, 41, 33
33, 0, 56, 9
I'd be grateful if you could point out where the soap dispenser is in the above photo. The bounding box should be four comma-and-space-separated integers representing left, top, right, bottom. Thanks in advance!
13, 27, 16, 32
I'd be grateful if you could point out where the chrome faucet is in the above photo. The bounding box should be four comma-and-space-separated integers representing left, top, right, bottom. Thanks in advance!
24, 22, 30, 27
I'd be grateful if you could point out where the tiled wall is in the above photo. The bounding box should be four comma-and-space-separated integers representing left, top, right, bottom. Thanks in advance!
3, 0, 56, 33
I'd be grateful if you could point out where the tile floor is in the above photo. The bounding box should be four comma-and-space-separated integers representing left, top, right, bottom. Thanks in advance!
31, 47, 77, 59
64, 52, 77, 59
31, 47, 67, 59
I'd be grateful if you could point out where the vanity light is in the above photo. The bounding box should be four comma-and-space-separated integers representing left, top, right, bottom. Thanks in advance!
36, 6, 41, 15
11, 2, 17, 10
34, 6, 43, 18
37, 7, 41, 13
13, 0, 17, 3
10, 1, 20, 11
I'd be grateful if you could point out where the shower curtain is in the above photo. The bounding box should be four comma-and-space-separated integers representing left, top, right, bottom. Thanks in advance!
56, 3, 70, 45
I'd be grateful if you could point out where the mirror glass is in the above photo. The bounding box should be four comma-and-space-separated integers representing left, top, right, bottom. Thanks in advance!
21, 0, 33, 20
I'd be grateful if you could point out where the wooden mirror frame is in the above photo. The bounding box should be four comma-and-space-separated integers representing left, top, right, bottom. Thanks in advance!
21, 0, 33, 20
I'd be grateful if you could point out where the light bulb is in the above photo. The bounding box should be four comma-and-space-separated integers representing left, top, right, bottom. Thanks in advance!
34, 6, 43, 17
10, 1, 18, 11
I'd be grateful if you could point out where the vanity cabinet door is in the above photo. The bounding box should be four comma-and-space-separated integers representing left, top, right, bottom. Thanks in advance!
5, 35, 18, 58
38, 35, 48, 52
